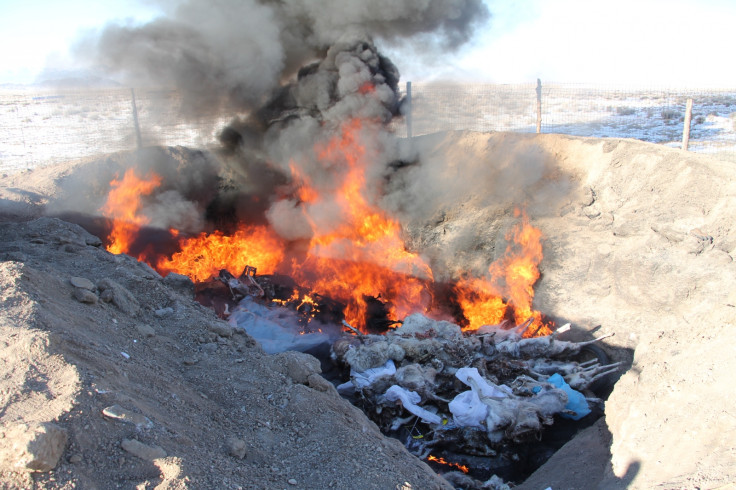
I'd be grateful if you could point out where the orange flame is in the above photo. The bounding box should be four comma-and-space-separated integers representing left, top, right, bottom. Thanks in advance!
358, 82, 375, 94
455, 209, 552, 336
100, 169, 162, 255
427, 455, 469, 474
156, 224, 285, 283
284, 118, 433, 330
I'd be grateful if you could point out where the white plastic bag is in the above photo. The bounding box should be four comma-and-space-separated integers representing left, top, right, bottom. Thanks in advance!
455, 367, 511, 399
448, 390, 488, 427
382, 385, 442, 425
337, 359, 397, 394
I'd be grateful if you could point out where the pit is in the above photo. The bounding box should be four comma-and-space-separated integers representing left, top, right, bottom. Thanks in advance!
10, 35, 736, 490
55, 129, 627, 485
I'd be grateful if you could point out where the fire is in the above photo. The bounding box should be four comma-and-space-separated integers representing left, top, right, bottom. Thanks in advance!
100, 169, 162, 255
97, 119, 552, 336
358, 82, 375, 94
427, 455, 469, 474
156, 224, 285, 283
285, 118, 433, 330
292, 255, 429, 330
455, 209, 553, 336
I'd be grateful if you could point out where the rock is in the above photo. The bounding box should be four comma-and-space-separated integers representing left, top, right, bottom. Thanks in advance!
62, 243, 83, 253
226, 437, 246, 459
272, 351, 321, 384
135, 324, 156, 338
120, 439, 167, 461
68, 453, 82, 464
581, 186, 596, 206
201, 343, 218, 354
97, 278, 140, 315
0, 422, 67, 472
612, 220, 640, 237
208, 321, 235, 338
85, 235, 103, 247
288, 478, 297, 485
307, 373, 338, 395
154, 307, 174, 317
582, 203, 602, 219
710, 249, 734, 265
163, 272, 195, 297
102, 404, 154, 429
70, 276, 95, 290
72, 287, 98, 304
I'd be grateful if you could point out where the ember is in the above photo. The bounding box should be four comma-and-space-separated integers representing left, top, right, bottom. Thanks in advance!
427, 454, 470, 474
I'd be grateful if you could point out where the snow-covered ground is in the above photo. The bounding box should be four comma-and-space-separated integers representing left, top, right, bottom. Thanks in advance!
0, 87, 232, 174
2, 84, 735, 175
404, 83, 736, 159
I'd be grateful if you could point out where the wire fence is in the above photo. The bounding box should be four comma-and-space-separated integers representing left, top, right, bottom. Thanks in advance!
0, 87, 229, 174
2, 82, 735, 174
401, 82, 736, 159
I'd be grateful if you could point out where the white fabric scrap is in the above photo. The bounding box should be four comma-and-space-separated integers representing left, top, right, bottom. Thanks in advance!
383, 385, 442, 425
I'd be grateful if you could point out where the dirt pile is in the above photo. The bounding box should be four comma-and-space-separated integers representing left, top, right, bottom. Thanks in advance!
0, 217, 449, 489
401, 131, 736, 489
1, 131, 735, 489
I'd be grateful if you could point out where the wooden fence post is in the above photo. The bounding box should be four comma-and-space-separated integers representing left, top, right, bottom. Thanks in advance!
130, 88, 142, 149
682, 98, 693, 151
536, 79, 542, 134
406, 81, 413, 139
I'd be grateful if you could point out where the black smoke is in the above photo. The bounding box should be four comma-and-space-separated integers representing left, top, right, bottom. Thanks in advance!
69, 0, 491, 247
79, 0, 490, 114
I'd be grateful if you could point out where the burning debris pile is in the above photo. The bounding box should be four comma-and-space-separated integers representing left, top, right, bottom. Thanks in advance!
184, 262, 619, 485
73, 0, 560, 344
91, 32, 557, 340
332, 315, 620, 485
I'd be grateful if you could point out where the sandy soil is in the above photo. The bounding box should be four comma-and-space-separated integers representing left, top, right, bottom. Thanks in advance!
400, 131, 736, 489
1, 131, 735, 489
0, 216, 451, 489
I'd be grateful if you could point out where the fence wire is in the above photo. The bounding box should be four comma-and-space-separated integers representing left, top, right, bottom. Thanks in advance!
2, 83, 735, 174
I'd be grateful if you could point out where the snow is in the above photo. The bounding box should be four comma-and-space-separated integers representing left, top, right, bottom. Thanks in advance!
2, 84, 735, 175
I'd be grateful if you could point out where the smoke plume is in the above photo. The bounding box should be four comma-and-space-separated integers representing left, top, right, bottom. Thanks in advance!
81, 0, 490, 113
68, 0, 493, 262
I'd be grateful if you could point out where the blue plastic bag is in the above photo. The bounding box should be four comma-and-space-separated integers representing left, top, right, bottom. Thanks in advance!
547, 373, 591, 420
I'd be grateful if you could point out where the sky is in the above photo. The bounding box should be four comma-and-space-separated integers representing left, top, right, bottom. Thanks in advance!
0, 0, 734, 87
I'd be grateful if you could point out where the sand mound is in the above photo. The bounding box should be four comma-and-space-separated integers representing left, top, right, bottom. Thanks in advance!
403, 131, 736, 489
